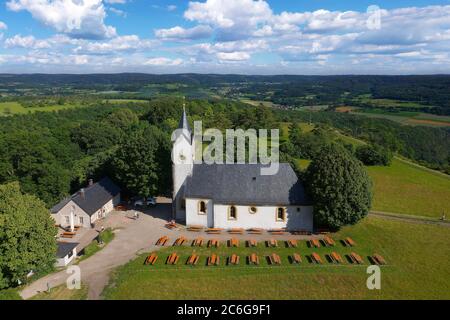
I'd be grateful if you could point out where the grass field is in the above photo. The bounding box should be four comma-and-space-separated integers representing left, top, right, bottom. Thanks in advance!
102, 216, 450, 300
0, 101, 84, 115
367, 159, 450, 218
296, 156, 450, 218
30, 284, 88, 300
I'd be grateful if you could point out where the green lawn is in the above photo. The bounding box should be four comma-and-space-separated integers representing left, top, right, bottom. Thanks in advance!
78, 228, 115, 262
102, 216, 450, 300
30, 284, 88, 300
296, 157, 450, 218
0, 101, 85, 115
367, 159, 450, 218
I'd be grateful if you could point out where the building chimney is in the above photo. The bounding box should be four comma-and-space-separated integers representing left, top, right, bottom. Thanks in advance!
80, 188, 85, 199
88, 179, 94, 187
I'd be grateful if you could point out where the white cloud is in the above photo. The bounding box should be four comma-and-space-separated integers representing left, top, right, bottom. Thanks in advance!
167, 5, 177, 12
216, 51, 250, 61
144, 57, 183, 66
0, 21, 7, 30
155, 25, 213, 40
109, 7, 126, 17
104, 0, 126, 4
6, 0, 116, 39
74, 35, 157, 54
185, 0, 272, 40
4, 35, 51, 49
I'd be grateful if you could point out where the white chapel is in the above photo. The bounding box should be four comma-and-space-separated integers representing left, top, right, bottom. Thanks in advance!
172, 108, 314, 231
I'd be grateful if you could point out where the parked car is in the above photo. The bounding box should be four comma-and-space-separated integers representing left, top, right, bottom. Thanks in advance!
133, 197, 156, 207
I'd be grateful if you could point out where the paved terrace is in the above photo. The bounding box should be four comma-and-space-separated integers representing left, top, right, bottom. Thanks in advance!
21, 198, 319, 300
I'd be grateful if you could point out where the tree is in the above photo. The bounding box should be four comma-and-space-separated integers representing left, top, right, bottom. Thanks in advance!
355, 144, 393, 166
305, 144, 372, 230
0, 182, 57, 289
111, 125, 171, 198
105, 108, 139, 132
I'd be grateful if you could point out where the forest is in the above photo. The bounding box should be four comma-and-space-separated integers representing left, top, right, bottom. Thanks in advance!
0, 95, 449, 210
1, 74, 450, 115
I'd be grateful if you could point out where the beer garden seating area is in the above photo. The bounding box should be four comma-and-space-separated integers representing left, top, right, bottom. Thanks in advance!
145, 234, 386, 268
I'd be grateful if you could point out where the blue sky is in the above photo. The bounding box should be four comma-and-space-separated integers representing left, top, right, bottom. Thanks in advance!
1, 0, 450, 74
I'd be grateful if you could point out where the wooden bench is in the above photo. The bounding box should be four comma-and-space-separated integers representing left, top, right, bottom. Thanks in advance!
266, 239, 278, 247
290, 230, 312, 235
268, 253, 281, 265
228, 254, 240, 265
247, 228, 263, 234
166, 253, 179, 265
173, 237, 186, 246
249, 253, 260, 265
349, 252, 363, 264
186, 254, 200, 266
269, 229, 285, 235
207, 254, 220, 266
316, 228, 331, 234
145, 253, 158, 265
187, 226, 203, 232
63, 231, 76, 236
156, 236, 169, 246
292, 253, 302, 264
208, 239, 219, 248
311, 252, 323, 264
309, 239, 321, 248
286, 239, 297, 248
165, 222, 177, 230
344, 237, 356, 247
323, 236, 335, 247
228, 228, 244, 234
372, 254, 386, 265
229, 238, 239, 247
247, 239, 258, 247
192, 237, 204, 247
206, 228, 223, 234
329, 252, 343, 264
60, 234, 74, 238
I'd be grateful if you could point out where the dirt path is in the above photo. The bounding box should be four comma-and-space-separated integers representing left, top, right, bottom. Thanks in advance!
369, 210, 450, 227
20, 204, 173, 300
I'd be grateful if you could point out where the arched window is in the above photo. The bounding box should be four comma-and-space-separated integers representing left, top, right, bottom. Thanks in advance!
198, 201, 206, 215
228, 206, 237, 220
276, 207, 286, 221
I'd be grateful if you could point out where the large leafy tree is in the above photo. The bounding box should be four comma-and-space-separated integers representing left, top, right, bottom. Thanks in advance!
0, 182, 57, 289
306, 144, 372, 230
111, 125, 171, 198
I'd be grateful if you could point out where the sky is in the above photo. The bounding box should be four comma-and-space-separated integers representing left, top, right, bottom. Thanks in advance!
0, 0, 450, 74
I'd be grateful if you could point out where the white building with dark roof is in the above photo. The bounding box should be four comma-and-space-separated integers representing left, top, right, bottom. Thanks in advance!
51, 177, 121, 230
56, 242, 78, 267
172, 109, 314, 231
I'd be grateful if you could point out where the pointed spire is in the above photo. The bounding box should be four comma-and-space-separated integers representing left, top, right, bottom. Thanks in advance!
178, 96, 191, 133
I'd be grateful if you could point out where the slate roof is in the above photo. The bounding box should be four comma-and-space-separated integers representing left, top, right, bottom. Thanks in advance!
51, 177, 121, 216
185, 163, 312, 206
178, 106, 191, 132
56, 242, 79, 258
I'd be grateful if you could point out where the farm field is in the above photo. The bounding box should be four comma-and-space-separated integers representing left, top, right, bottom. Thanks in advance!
102, 216, 450, 300
0, 101, 85, 115
354, 111, 450, 127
